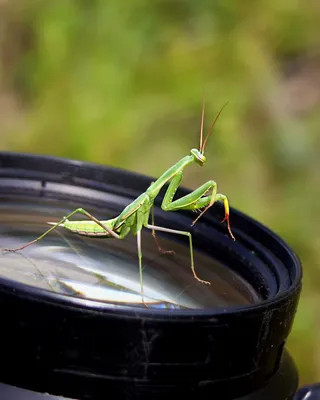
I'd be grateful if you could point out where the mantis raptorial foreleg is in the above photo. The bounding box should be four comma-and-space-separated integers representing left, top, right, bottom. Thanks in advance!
161, 176, 235, 240
191, 192, 234, 240
161, 174, 216, 214
145, 224, 210, 285
3, 208, 121, 252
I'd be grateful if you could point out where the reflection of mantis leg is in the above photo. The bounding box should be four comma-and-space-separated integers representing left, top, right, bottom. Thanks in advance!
47, 227, 128, 295
150, 205, 175, 255
54, 227, 124, 291
55, 225, 84, 257
54, 226, 100, 275
145, 224, 210, 285
13, 251, 57, 292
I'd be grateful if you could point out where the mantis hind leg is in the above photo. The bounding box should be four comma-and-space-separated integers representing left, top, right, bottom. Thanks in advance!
3, 208, 121, 252
145, 223, 210, 285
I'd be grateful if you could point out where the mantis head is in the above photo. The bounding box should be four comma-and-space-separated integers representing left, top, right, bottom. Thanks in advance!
191, 100, 229, 165
190, 148, 206, 166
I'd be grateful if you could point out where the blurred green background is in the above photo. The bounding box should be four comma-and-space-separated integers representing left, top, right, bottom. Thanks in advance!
0, 0, 319, 385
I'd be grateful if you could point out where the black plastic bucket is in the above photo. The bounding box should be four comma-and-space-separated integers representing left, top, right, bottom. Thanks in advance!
0, 151, 304, 399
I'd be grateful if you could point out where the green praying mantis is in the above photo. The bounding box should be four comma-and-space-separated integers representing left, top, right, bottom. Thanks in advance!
3, 101, 235, 304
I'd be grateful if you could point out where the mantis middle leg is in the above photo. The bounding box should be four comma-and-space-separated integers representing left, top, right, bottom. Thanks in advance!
145, 223, 210, 285
150, 204, 175, 255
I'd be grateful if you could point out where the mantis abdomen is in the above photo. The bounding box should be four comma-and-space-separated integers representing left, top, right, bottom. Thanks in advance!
63, 218, 117, 237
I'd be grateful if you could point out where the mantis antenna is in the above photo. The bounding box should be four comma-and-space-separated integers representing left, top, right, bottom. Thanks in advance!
199, 98, 205, 151
201, 101, 229, 154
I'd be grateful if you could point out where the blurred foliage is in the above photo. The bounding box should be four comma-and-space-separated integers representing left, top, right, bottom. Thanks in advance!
0, 0, 320, 385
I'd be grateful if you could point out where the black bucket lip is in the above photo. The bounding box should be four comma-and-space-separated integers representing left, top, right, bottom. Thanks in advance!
0, 150, 302, 318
